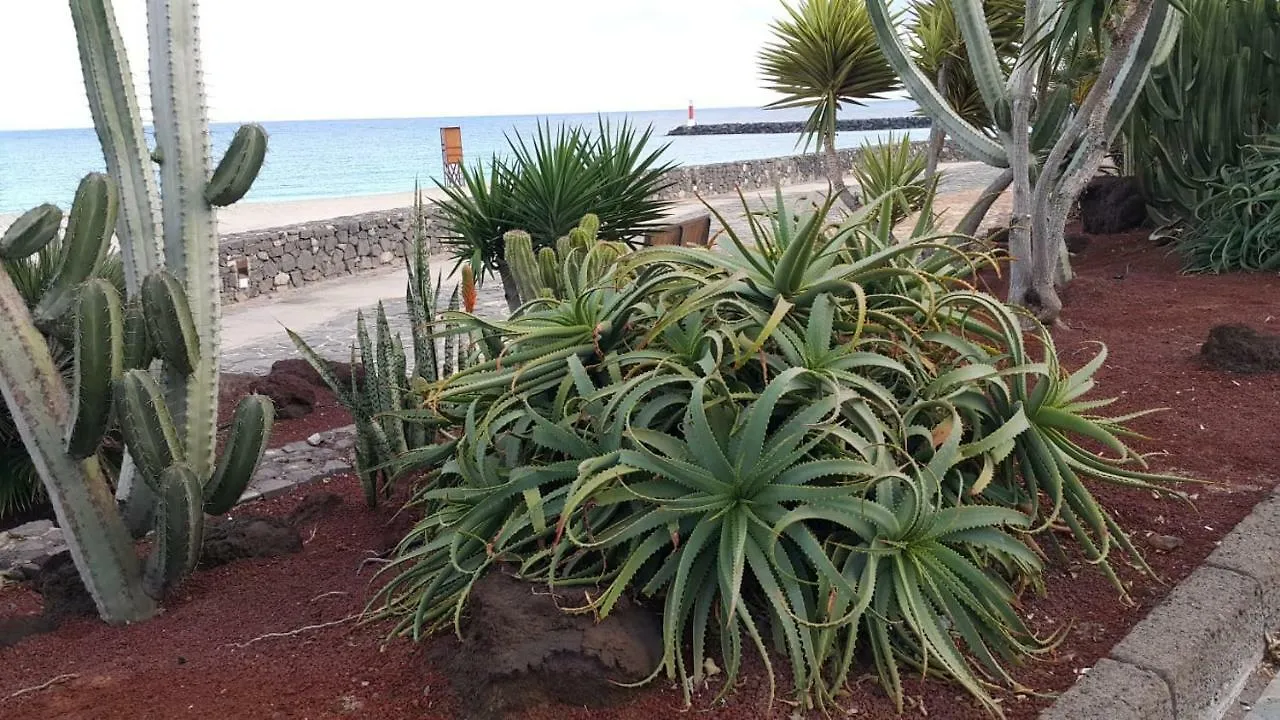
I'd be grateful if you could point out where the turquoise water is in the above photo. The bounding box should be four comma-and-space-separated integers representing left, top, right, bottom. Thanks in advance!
0, 100, 926, 215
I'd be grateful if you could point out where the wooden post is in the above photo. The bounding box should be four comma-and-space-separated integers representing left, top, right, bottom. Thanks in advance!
441, 126, 464, 188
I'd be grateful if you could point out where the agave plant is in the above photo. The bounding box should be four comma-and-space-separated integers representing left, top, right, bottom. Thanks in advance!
366, 177, 1191, 715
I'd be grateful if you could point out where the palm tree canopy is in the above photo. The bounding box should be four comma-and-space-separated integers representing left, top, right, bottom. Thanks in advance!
759, 0, 902, 150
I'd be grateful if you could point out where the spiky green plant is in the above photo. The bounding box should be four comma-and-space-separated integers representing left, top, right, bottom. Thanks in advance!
1177, 135, 1280, 272
437, 119, 674, 312
758, 0, 902, 210
0, 0, 275, 624
368, 185, 1190, 714
1123, 0, 1280, 240
289, 189, 471, 506
851, 133, 931, 221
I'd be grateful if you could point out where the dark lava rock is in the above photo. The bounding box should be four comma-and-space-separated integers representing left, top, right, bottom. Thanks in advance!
1201, 324, 1280, 374
1, 551, 97, 648
269, 358, 364, 391
1079, 176, 1148, 235
668, 116, 931, 136
199, 516, 303, 569
250, 372, 316, 419
436, 570, 662, 719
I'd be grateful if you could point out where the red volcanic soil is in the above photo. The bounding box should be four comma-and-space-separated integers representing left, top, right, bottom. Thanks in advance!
1, 224, 1278, 719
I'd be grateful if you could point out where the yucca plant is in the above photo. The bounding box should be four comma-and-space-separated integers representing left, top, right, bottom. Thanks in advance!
759, 0, 902, 210
436, 118, 675, 312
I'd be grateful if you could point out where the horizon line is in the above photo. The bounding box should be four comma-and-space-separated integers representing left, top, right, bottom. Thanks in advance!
0, 98, 915, 134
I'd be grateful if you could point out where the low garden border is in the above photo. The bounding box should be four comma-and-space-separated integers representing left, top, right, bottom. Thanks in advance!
1041, 484, 1280, 719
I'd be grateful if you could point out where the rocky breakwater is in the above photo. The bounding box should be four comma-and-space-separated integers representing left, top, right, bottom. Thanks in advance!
668, 116, 931, 136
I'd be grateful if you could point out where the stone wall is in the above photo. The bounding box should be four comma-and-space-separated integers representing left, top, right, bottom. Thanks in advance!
219, 205, 445, 303
653, 139, 967, 201
218, 140, 968, 303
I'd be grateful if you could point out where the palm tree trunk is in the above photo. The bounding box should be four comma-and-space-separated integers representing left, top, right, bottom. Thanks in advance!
823, 132, 860, 212
925, 60, 952, 179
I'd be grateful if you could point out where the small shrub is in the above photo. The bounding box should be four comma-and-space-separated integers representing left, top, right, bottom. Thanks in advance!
852, 133, 929, 220
1178, 135, 1280, 272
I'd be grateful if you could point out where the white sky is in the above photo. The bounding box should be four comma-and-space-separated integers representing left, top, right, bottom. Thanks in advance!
0, 0, 798, 131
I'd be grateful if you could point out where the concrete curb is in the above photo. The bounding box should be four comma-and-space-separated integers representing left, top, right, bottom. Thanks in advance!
1041, 488, 1280, 719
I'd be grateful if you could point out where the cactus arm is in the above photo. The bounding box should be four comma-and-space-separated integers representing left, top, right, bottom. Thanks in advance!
66, 279, 124, 459
503, 231, 542, 305
1103, 1, 1181, 144
866, 0, 1008, 167
949, 0, 1011, 131
204, 395, 274, 515
0, 270, 154, 623
146, 0, 220, 480
143, 463, 203, 598
70, 0, 163, 298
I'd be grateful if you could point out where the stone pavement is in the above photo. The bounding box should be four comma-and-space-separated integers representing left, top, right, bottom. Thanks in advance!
220, 162, 1006, 375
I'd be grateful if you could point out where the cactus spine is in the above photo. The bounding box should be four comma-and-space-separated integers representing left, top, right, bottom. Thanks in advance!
0, 0, 274, 623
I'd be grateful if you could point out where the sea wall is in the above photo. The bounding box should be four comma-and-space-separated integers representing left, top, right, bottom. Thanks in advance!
666, 117, 931, 136
219, 139, 967, 302
218, 206, 446, 303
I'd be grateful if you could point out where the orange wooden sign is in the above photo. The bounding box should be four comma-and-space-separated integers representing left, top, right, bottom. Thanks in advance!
440, 127, 463, 164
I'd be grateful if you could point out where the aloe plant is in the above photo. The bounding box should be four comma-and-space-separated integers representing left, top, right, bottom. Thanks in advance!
0, 0, 275, 624
367, 179, 1189, 714
867, 0, 1182, 320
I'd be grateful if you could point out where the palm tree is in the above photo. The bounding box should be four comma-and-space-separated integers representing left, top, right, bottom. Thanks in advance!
759, 0, 901, 211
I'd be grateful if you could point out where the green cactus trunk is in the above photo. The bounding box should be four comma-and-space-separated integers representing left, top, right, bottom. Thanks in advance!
504, 230, 544, 307
0, 270, 154, 623
0, 0, 275, 622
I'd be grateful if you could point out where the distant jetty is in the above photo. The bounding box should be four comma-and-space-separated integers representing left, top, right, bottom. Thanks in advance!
668, 117, 931, 136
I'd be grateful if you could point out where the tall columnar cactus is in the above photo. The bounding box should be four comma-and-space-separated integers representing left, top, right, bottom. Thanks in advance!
866, 0, 1181, 320
0, 0, 273, 624
0, 175, 274, 622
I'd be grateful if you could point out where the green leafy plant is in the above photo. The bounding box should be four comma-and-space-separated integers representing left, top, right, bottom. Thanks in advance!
759, 0, 901, 209
367, 183, 1189, 714
852, 133, 931, 220
1177, 135, 1280, 272
289, 190, 475, 506
436, 118, 675, 312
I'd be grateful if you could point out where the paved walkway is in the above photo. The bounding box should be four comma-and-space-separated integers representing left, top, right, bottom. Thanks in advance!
220, 162, 1006, 375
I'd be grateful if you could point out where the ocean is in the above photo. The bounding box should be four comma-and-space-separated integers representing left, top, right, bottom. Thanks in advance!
0, 100, 925, 215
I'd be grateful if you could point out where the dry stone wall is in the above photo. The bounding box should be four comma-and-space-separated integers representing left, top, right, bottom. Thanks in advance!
218, 140, 966, 303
